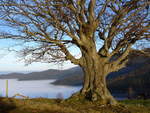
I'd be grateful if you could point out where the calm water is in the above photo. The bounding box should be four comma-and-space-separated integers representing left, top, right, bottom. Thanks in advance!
0, 79, 81, 99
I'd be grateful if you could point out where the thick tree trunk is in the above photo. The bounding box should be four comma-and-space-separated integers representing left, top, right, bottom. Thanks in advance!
69, 37, 117, 105
81, 66, 117, 105
78, 52, 117, 105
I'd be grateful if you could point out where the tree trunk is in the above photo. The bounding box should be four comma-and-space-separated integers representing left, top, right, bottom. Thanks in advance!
68, 37, 117, 105
79, 52, 117, 105
80, 64, 117, 105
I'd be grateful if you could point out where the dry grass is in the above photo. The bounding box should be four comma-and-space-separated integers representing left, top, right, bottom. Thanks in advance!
0, 97, 150, 113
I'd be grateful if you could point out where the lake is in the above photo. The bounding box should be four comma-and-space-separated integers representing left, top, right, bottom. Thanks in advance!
0, 79, 81, 99
0, 79, 127, 100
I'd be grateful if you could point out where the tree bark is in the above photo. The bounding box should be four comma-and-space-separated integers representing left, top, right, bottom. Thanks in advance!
79, 51, 117, 105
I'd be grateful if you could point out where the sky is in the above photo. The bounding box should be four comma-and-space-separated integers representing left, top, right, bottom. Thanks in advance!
0, 39, 76, 73
0, 3, 149, 73
0, 21, 79, 73
0, 33, 149, 73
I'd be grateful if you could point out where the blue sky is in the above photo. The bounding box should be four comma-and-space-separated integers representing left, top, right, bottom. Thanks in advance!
0, 35, 149, 73
0, 17, 80, 73
0, 21, 80, 73
0, 39, 76, 73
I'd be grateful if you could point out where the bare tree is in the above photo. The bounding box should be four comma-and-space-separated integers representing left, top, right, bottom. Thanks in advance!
0, 0, 149, 105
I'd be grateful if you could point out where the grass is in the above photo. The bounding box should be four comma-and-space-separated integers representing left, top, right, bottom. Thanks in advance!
0, 97, 150, 113
121, 99, 150, 107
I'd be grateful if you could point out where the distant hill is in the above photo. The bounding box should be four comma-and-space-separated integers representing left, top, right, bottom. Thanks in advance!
107, 49, 150, 95
0, 49, 150, 96
53, 49, 150, 87
107, 49, 150, 80
52, 49, 150, 98
0, 69, 61, 80
0, 67, 83, 81
51, 67, 83, 86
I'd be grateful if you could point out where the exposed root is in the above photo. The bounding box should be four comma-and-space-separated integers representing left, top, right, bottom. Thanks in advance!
66, 91, 118, 106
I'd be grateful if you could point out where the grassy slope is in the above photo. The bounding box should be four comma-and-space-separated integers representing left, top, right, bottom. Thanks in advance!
0, 98, 150, 113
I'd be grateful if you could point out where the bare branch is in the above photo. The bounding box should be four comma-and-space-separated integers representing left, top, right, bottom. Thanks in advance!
0, 0, 149, 69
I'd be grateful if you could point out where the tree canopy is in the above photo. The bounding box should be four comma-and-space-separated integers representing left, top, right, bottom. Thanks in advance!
0, 0, 149, 67
0, 0, 149, 104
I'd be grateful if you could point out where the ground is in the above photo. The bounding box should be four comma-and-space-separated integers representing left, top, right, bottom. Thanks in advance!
0, 97, 150, 113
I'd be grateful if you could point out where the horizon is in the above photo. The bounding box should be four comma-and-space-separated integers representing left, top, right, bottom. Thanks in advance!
0, 65, 80, 75
0, 39, 76, 72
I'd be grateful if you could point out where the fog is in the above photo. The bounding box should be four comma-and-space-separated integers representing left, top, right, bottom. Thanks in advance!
0, 79, 81, 99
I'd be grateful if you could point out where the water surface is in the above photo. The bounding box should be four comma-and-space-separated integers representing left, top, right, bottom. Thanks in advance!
0, 79, 81, 99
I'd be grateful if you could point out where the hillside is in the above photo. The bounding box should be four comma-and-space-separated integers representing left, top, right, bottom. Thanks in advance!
0, 69, 61, 80
0, 67, 83, 81
107, 49, 150, 95
0, 49, 150, 97
52, 49, 150, 98
52, 49, 150, 87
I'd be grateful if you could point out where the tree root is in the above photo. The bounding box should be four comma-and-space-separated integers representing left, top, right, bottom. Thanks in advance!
65, 91, 118, 106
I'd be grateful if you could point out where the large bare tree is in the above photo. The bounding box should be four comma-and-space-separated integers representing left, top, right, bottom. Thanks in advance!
0, 0, 149, 105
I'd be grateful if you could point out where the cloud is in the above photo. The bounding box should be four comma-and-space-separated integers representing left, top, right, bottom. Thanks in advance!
0, 51, 75, 72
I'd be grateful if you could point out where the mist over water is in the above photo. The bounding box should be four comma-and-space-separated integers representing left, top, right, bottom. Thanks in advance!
0, 72, 12, 75
0, 79, 81, 98
0, 72, 30, 75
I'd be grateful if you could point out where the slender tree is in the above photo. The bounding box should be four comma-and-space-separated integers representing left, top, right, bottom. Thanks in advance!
0, 0, 149, 105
